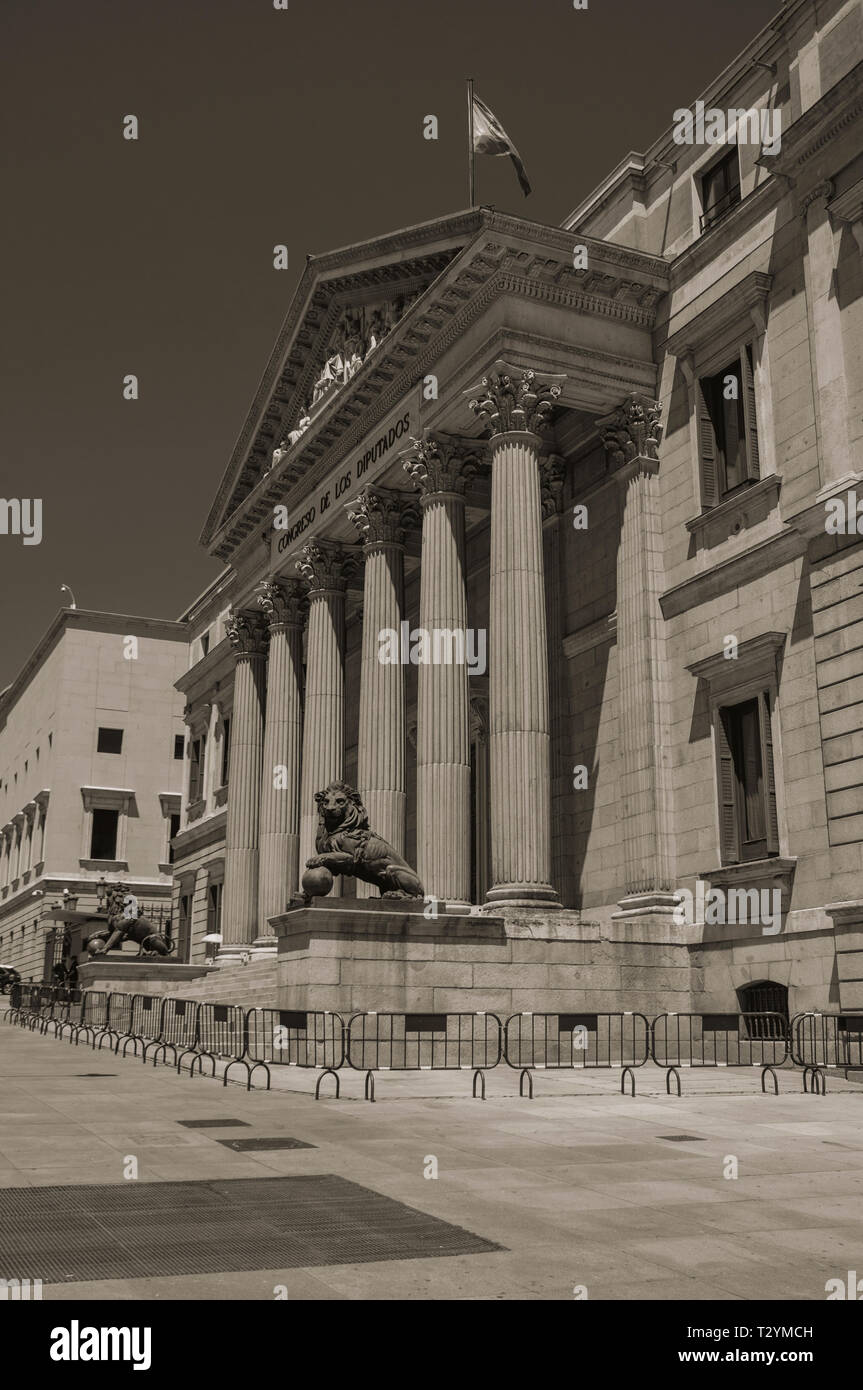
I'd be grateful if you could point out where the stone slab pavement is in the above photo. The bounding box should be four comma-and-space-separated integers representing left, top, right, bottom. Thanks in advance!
1, 1019, 862, 1300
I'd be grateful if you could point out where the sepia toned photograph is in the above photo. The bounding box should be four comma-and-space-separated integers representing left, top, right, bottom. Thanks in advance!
1, 0, 862, 1361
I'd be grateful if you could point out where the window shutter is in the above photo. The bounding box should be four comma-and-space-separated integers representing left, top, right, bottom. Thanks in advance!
697, 378, 719, 507
716, 708, 740, 864
740, 344, 761, 480
758, 690, 779, 855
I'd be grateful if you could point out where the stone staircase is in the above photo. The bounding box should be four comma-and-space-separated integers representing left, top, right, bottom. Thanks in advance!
157, 958, 281, 1011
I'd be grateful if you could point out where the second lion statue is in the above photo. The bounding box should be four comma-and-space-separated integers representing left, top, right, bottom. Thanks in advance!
304, 780, 425, 899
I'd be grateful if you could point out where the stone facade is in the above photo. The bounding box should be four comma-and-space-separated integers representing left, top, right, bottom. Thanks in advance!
0, 611, 187, 979
166, 0, 863, 1020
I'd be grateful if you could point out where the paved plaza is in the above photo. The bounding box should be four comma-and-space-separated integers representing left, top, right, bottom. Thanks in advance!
1, 1020, 862, 1301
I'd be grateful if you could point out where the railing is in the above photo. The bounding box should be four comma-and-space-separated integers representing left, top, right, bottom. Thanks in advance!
790, 1011, 863, 1094
651, 1012, 790, 1094
504, 1011, 651, 1096
181, 1003, 247, 1080
122, 993, 165, 1059
148, 998, 200, 1067
346, 1011, 502, 1100
246, 1008, 345, 1096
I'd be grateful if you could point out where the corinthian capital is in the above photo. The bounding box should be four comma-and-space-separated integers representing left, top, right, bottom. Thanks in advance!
256, 578, 306, 631
597, 393, 662, 469
226, 609, 269, 659
466, 361, 565, 438
401, 433, 478, 498
296, 538, 356, 595
345, 487, 405, 547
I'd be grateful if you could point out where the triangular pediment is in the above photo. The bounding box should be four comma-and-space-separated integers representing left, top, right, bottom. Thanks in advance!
202, 208, 669, 560
201, 212, 482, 550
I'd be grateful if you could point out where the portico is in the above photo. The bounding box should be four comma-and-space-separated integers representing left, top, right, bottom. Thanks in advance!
179, 208, 670, 958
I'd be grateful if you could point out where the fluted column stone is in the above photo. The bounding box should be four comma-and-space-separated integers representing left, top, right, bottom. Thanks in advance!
346, 487, 412, 898
599, 393, 676, 917
296, 540, 352, 890
221, 610, 268, 952
402, 436, 477, 906
467, 363, 564, 907
256, 579, 306, 936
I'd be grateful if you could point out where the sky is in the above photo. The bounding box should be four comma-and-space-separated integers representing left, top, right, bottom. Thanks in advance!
0, 0, 781, 688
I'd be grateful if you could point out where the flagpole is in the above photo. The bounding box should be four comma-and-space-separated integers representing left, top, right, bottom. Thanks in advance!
467, 77, 475, 208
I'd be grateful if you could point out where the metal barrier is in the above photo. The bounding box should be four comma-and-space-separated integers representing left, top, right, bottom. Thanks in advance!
96, 992, 134, 1051
504, 1011, 650, 1097
180, 1003, 247, 1080
75, 991, 110, 1047
48, 988, 84, 1038
346, 1012, 502, 1101
120, 993, 164, 1059
245, 1008, 345, 1096
790, 1011, 863, 1094
2, 981, 23, 1022
146, 997, 200, 1067
651, 1012, 790, 1094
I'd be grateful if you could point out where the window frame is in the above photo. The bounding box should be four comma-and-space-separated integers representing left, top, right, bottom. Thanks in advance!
96, 727, 124, 755
699, 146, 742, 233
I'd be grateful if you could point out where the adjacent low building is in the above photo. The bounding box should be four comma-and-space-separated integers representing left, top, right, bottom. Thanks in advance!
0, 609, 188, 979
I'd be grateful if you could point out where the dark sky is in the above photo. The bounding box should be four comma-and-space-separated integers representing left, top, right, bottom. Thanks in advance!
1, 0, 780, 689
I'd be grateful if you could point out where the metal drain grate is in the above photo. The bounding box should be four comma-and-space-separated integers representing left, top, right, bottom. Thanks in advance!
75, 1074, 117, 1078
0, 1176, 503, 1283
657, 1135, 706, 1142
177, 1119, 251, 1129
214, 1137, 315, 1152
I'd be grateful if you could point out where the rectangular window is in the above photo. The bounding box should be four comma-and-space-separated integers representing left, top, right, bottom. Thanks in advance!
716, 693, 779, 864
177, 892, 192, 962
221, 718, 231, 787
90, 808, 119, 860
189, 734, 207, 803
173, 734, 185, 760
207, 881, 222, 935
700, 148, 741, 232
97, 727, 123, 755
168, 812, 181, 865
697, 345, 760, 506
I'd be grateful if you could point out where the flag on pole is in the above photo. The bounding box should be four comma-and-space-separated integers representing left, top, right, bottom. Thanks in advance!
470, 90, 532, 197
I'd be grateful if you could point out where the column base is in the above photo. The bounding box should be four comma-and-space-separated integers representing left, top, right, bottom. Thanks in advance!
612, 892, 680, 920
214, 946, 254, 967
484, 884, 561, 909
250, 935, 279, 958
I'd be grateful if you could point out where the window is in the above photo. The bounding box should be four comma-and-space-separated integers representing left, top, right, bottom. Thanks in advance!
97, 727, 123, 754
698, 345, 760, 505
177, 892, 192, 962
700, 148, 741, 232
173, 734, 185, 760
716, 692, 778, 865
90, 808, 119, 860
200, 633, 210, 658
738, 982, 789, 1037
189, 735, 207, 803
220, 718, 231, 787
168, 812, 181, 864
206, 880, 222, 935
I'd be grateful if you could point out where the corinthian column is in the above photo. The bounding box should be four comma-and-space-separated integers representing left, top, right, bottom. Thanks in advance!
402, 436, 476, 906
598, 394, 676, 918
296, 540, 352, 889
346, 487, 412, 898
256, 579, 306, 937
221, 610, 268, 954
467, 363, 564, 908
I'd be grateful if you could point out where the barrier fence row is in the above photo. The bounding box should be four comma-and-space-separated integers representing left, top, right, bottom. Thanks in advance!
3, 986, 862, 1099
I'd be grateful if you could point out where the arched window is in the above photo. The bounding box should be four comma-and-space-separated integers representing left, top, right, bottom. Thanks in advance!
738, 980, 788, 1037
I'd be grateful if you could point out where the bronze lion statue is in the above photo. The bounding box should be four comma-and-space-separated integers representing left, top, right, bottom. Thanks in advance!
304, 781, 424, 900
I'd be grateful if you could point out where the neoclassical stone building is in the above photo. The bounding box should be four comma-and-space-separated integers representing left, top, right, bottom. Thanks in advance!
171, 0, 863, 1018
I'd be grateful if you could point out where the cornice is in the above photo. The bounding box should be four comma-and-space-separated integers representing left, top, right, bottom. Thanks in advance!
660, 527, 804, 619
769, 64, 863, 177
